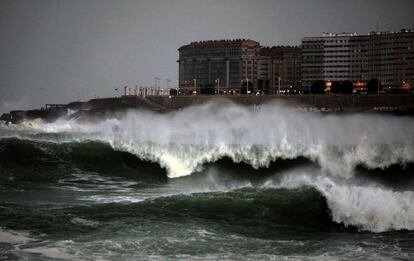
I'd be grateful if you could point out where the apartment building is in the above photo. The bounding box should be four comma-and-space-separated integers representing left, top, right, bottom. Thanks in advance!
302, 29, 414, 90
178, 40, 301, 93
177, 39, 261, 92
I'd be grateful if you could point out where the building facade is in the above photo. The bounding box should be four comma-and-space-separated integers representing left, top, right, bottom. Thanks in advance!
367, 30, 414, 89
178, 39, 261, 93
258, 46, 301, 94
177, 39, 301, 93
302, 29, 414, 90
302, 33, 356, 88
178, 30, 413, 94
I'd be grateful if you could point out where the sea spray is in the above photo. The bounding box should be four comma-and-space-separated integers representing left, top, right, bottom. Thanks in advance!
1, 102, 414, 260
5, 101, 413, 178
277, 173, 414, 232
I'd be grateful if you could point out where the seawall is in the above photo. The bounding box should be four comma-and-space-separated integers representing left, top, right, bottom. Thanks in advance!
146, 95, 414, 112
2, 94, 414, 124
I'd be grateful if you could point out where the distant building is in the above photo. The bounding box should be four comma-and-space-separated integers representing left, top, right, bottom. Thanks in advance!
302, 32, 357, 88
178, 39, 261, 93
302, 29, 414, 90
366, 30, 414, 90
177, 39, 301, 94
178, 30, 413, 94
258, 46, 301, 94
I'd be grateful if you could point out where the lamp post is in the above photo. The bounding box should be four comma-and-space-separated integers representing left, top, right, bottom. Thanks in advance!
193, 79, 197, 95
246, 77, 249, 95
176, 80, 179, 95
166, 79, 171, 95
154, 77, 160, 89
216, 78, 220, 95
278, 77, 281, 95
272, 60, 276, 95
277, 62, 282, 95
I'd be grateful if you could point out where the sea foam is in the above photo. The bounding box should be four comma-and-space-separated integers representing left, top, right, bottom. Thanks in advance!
278, 174, 414, 232
12, 100, 414, 178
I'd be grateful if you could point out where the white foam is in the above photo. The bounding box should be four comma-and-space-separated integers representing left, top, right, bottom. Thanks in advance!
278, 174, 414, 232
71, 217, 99, 227
23, 246, 76, 260
2, 101, 414, 178
80, 194, 147, 203
0, 228, 33, 244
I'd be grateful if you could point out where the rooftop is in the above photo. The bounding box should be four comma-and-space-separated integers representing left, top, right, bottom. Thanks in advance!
303, 29, 414, 39
260, 46, 301, 57
179, 39, 260, 50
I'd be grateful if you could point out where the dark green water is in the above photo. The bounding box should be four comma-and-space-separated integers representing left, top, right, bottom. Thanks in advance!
1, 104, 414, 260
0, 138, 413, 260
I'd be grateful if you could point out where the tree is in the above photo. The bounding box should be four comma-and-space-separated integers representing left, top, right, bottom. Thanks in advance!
331, 81, 341, 94
341, 80, 353, 94
310, 80, 326, 94
367, 78, 380, 94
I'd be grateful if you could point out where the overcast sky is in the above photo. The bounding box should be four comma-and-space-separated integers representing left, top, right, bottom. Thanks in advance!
0, 0, 413, 112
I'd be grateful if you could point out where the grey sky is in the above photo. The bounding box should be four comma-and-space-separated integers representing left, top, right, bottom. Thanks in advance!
0, 0, 413, 112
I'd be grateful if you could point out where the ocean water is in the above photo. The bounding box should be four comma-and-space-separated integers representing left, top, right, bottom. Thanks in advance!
0, 101, 413, 260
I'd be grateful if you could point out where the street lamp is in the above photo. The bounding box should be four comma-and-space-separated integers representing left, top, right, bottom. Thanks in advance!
216, 78, 220, 95
154, 77, 160, 88
246, 77, 249, 95
176, 80, 180, 95
193, 79, 197, 95
278, 77, 281, 95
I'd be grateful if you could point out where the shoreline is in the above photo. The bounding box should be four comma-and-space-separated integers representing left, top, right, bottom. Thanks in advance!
1, 94, 414, 124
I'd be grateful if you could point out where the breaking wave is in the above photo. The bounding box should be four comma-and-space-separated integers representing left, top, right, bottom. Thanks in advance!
1, 172, 414, 233
1, 101, 413, 178
274, 174, 414, 232
1, 102, 414, 233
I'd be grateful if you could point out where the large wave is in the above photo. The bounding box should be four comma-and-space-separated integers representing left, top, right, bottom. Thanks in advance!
273, 173, 414, 232
1, 101, 413, 178
1, 102, 414, 233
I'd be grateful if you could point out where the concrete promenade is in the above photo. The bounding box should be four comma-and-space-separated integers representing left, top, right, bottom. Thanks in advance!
146, 95, 414, 112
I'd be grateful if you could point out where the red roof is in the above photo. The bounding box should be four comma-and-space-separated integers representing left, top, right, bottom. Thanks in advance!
179, 39, 260, 50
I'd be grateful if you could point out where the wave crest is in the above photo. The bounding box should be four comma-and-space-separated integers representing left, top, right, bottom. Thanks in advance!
278, 174, 414, 232
1, 102, 414, 178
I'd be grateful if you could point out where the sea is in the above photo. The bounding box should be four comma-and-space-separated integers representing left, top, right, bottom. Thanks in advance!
0, 101, 413, 260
